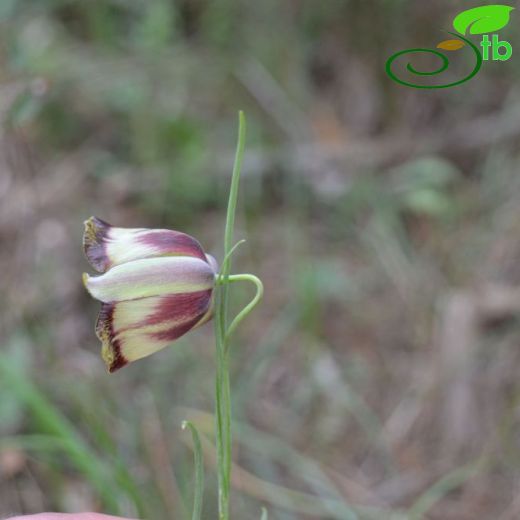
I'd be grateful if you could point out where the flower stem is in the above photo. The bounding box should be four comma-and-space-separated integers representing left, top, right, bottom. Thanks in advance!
214, 111, 247, 520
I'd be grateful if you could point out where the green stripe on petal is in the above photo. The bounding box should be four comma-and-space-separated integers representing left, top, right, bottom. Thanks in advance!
84, 256, 215, 303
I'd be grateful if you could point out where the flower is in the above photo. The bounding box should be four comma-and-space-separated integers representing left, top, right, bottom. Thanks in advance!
82, 217, 218, 372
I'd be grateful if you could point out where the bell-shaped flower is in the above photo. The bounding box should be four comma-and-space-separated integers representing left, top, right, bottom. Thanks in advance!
82, 217, 218, 372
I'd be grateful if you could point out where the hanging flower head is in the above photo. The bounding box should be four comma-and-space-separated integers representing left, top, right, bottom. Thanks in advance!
82, 217, 218, 372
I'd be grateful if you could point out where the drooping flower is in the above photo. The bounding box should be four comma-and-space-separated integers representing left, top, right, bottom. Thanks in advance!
82, 217, 218, 372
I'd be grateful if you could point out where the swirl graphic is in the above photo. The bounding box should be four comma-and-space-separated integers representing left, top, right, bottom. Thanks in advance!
385, 32, 482, 89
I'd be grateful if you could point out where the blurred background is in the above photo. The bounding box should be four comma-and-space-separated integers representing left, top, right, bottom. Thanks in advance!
1, 1, 520, 519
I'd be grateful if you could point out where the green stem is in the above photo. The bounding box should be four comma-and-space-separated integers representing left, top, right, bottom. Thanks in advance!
214, 111, 247, 520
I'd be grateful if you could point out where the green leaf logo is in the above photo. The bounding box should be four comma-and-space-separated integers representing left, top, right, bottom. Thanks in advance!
453, 5, 514, 35
437, 39, 466, 51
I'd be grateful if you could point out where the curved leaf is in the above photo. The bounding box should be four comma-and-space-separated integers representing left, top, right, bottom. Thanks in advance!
437, 39, 466, 51
453, 5, 514, 35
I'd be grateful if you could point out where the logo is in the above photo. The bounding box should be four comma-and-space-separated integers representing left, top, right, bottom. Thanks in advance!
386, 5, 514, 89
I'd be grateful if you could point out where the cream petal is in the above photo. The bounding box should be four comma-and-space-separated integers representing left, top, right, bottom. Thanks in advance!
83, 256, 215, 303
83, 216, 209, 272
96, 290, 212, 372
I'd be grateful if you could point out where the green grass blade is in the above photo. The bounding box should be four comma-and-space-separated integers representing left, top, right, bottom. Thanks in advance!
0, 356, 123, 513
182, 421, 205, 520
407, 457, 487, 519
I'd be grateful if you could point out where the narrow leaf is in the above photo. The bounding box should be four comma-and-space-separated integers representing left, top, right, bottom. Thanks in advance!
453, 5, 514, 35
182, 421, 205, 520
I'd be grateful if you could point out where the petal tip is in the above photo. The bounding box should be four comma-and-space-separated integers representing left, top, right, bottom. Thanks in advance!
102, 340, 128, 373
83, 216, 111, 272
101, 339, 122, 373
82, 272, 99, 300
97, 303, 128, 373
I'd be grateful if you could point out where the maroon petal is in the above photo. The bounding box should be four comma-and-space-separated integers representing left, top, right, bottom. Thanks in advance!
95, 290, 213, 372
83, 216, 210, 272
